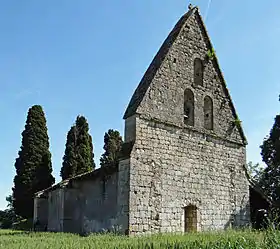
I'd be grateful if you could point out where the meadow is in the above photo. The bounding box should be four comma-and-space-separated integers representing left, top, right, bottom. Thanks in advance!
0, 229, 279, 249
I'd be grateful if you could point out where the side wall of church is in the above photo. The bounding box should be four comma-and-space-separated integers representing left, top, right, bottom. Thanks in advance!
63, 159, 130, 234
44, 159, 130, 234
78, 171, 119, 234
33, 196, 48, 231
48, 189, 64, 232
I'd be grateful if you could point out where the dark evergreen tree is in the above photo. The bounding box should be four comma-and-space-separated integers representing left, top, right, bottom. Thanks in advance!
75, 116, 95, 175
61, 116, 95, 179
12, 105, 55, 218
60, 126, 78, 180
89, 135, 95, 171
260, 114, 280, 201
100, 129, 123, 167
0, 209, 19, 229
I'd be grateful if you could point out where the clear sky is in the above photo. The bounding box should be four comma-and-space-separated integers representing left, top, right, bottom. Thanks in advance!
0, 0, 279, 210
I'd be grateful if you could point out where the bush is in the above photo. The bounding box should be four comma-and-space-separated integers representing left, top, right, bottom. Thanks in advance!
0, 209, 20, 229
12, 218, 33, 231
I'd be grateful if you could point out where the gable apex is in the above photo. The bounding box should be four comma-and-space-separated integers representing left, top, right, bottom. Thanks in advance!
123, 6, 247, 145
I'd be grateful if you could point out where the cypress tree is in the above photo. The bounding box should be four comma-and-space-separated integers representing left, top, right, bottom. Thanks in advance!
100, 129, 123, 167
89, 135, 95, 171
12, 105, 55, 218
75, 116, 95, 175
60, 126, 78, 180
61, 116, 95, 179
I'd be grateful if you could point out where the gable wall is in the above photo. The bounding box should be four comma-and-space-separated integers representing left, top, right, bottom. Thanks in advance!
126, 11, 249, 235
133, 12, 244, 145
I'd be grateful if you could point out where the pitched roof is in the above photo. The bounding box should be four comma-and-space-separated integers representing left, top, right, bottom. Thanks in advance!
242, 165, 280, 209
243, 164, 275, 207
34, 165, 118, 198
34, 140, 136, 198
123, 6, 247, 144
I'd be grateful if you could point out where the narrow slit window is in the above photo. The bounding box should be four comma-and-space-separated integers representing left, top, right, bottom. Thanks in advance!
194, 58, 203, 86
184, 89, 194, 126
204, 96, 213, 130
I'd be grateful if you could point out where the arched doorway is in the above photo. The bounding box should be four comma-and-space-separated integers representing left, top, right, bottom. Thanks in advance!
184, 205, 198, 232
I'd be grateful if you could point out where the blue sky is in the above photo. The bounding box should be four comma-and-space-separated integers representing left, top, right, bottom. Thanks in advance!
0, 0, 279, 210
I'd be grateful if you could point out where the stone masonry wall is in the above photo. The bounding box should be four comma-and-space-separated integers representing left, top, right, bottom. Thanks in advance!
33, 197, 48, 230
48, 189, 64, 232
116, 159, 130, 234
125, 9, 249, 235
134, 10, 245, 145
128, 117, 249, 235
79, 161, 130, 234
63, 188, 81, 233
78, 171, 119, 234
44, 160, 130, 234
79, 160, 130, 234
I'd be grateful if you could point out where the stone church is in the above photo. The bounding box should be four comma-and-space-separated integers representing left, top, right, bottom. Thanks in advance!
34, 5, 252, 235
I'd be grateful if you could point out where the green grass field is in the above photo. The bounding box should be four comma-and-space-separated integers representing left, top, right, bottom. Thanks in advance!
0, 229, 278, 249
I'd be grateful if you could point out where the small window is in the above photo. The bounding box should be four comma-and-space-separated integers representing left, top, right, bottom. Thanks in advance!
184, 89, 194, 126
194, 58, 203, 86
204, 96, 213, 130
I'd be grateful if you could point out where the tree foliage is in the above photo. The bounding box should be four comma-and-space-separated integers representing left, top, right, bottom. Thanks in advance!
0, 195, 19, 229
260, 115, 280, 201
0, 209, 19, 229
75, 116, 95, 174
60, 126, 78, 180
61, 115, 95, 180
12, 105, 55, 218
247, 161, 264, 182
100, 129, 123, 168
